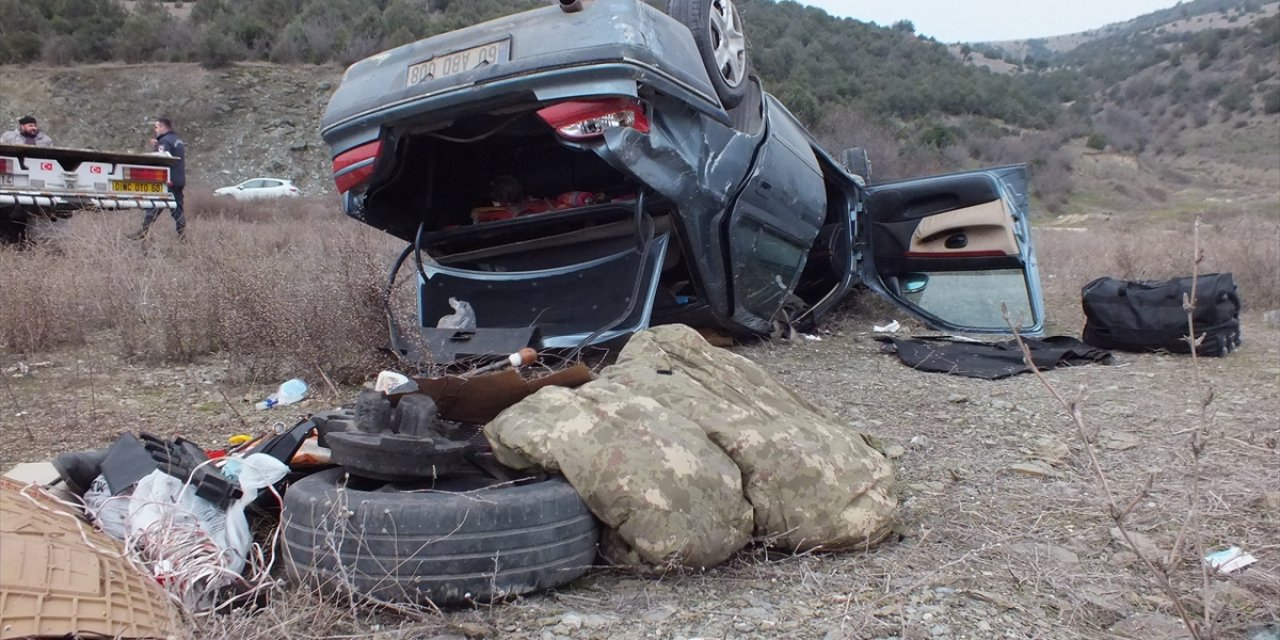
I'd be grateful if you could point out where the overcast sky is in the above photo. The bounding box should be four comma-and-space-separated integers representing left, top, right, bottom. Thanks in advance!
797, 1, 1182, 43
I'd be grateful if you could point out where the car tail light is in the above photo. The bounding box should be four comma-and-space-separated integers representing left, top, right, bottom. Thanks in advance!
0, 158, 12, 174
125, 166, 169, 182
537, 98, 649, 141
333, 141, 382, 194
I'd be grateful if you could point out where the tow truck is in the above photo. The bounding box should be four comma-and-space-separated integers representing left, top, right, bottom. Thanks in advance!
0, 143, 179, 245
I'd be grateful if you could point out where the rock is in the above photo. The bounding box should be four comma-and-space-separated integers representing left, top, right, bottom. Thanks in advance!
1264, 309, 1280, 329
453, 622, 490, 638
1008, 542, 1080, 564
1102, 432, 1142, 450
947, 394, 968, 403
1202, 581, 1258, 610
885, 444, 906, 459
1110, 613, 1192, 639
558, 612, 585, 630
317, 81, 334, 91
1109, 527, 1163, 559
990, 399, 1014, 410
1261, 492, 1280, 513
1032, 437, 1070, 465
641, 608, 675, 623
1009, 462, 1059, 478
1110, 551, 1139, 566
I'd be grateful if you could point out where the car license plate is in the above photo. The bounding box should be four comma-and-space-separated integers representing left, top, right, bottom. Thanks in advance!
0, 174, 18, 187
111, 180, 164, 193
406, 39, 510, 86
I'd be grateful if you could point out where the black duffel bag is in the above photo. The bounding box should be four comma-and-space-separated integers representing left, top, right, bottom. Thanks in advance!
1081, 273, 1241, 356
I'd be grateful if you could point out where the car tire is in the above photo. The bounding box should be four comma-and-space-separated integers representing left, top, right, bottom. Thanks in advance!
840, 147, 872, 182
282, 468, 599, 606
668, 0, 749, 109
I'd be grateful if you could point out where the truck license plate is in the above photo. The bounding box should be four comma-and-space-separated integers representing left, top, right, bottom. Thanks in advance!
111, 180, 164, 193
406, 39, 510, 86
0, 174, 19, 187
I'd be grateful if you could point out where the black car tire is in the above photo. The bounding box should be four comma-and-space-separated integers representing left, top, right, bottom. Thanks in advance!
669, 0, 749, 109
282, 468, 599, 606
840, 147, 872, 182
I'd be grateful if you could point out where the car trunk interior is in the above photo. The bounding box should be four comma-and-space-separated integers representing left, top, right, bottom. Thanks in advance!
362, 108, 709, 332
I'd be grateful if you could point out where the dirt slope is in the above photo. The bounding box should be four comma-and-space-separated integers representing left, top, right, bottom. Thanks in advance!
3, 311, 1277, 639
0, 63, 342, 194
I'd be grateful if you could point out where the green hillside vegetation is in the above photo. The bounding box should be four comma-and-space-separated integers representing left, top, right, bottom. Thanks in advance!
1, 0, 1275, 215
0, 0, 1056, 124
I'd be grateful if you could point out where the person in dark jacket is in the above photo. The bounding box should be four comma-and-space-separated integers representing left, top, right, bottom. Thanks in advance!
129, 117, 186, 239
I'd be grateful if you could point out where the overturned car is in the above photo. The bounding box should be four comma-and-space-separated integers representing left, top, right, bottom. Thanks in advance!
321, 0, 1045, 357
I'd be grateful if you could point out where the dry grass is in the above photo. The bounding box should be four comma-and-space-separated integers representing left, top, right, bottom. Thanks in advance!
0, 195, 403, 383
2, 201, 1277, 639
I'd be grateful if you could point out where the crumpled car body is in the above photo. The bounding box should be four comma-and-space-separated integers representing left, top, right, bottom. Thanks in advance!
320, 0, 1045, 354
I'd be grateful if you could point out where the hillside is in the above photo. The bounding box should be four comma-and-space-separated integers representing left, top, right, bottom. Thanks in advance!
1, 0, 1277, 217
0, 64, 342, 193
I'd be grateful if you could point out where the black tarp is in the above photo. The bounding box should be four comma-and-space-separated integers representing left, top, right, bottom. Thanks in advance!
876, 335, 1114, 379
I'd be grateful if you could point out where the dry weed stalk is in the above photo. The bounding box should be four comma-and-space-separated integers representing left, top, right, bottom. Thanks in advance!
1003, 216, 1219, 639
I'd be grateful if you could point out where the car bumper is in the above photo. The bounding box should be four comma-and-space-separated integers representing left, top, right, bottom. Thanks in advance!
321, 0, 726, 154
0, 190, 175, 210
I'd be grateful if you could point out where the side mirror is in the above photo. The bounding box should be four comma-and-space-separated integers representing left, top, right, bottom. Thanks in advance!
902, 273, 929, 294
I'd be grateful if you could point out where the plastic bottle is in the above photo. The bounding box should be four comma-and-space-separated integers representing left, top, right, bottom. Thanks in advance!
256, 378, 307, 409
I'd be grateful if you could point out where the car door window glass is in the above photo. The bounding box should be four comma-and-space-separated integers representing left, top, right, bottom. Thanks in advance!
899, 269, 1033, 330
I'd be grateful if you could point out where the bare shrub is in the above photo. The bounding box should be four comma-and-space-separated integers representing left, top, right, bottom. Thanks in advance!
0, 244, 90, 352
812, 105, 910, 183
0, 204, 402, 382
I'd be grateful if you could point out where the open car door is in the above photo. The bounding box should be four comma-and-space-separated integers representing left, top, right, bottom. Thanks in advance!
858, 165, 1045, 335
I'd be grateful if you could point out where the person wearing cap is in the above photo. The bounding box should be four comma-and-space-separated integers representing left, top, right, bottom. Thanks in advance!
0, 116, 54, 146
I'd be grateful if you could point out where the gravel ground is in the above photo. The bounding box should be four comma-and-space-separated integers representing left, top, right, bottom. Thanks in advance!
2, 311, 1277, 640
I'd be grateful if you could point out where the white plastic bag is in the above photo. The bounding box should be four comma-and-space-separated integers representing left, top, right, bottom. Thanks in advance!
221, 453, 290, 574
83, 475, 129, 541
123, 453, 288, 611
437, 297, 476, 329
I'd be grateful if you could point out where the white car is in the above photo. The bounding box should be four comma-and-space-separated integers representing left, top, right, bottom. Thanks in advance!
214, 178, 301, 200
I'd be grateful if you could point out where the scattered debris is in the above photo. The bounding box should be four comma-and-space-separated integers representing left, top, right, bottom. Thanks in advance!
256, 378, 308, 409
373, 370, 410, 393
4, 360, 53, 377
0, 477, 181, 639
1204, 546, 1257, 573
873, 320, 900, 333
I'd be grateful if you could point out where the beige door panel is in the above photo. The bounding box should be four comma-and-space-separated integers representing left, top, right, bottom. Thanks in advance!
908, 198, 1018, 256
